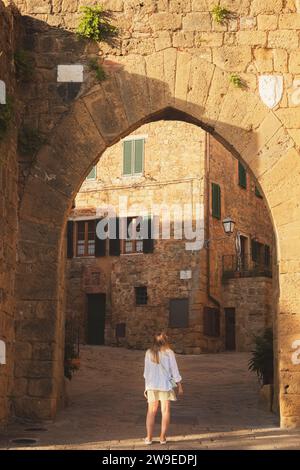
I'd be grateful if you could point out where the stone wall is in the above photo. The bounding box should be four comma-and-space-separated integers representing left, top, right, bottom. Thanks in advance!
0, 1, 21, 425
223, 277, 273, 351
4, 0, 300, 426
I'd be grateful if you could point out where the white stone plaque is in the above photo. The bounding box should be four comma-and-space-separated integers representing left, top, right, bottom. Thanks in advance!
258, 75, 283, 109
0, 80, 6, 104
57, 65, 84, 83
0, 340, 6, 365
180, 270, 192, 280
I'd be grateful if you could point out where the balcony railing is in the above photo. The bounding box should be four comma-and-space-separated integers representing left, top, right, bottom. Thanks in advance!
222, 253, 272, 281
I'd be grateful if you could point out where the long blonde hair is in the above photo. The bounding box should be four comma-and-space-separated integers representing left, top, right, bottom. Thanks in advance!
149, 332, 170, 364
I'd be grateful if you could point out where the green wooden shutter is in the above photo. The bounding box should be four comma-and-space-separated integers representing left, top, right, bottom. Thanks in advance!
95, 219, 106, 257
86, 166, 96, 180
134, 139, 144, 174
238, 161, 247, 188
123, 140, 132, 175
211, 183, 221, 219
255, 186, 263, 198
143, 216, 154, 253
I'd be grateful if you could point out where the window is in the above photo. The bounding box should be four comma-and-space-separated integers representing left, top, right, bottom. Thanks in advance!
255, 186, 263, 198
238, 161, 247, 189
203, 307, 220, 337
122, 217, 144, 254
211, 183, 221, 219
86, 166, 96, 180
75, 220, 96, 257
135, 286, 148, 305
116, 323, 126, 338
169, 299, 189, 328
123, 138, 144, 175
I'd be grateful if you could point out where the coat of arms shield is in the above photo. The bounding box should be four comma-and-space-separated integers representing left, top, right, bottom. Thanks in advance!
258, 75, 283, 109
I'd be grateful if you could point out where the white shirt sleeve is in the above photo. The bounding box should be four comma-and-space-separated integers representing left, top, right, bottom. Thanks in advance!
143, 350, 150, 379
169, 350, 182, 383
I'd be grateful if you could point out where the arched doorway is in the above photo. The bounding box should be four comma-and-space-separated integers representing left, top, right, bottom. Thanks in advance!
14, 53, 300, 428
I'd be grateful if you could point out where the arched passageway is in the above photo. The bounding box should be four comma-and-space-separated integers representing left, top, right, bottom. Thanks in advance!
15, 51, 300, 428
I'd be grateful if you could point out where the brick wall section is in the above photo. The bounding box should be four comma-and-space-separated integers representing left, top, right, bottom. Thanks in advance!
0, 2, 20, 425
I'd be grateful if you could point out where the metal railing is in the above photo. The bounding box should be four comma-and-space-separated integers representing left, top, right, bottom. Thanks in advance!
222, 253, 272, 280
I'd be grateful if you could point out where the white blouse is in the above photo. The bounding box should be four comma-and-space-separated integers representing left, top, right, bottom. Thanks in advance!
143, 348, 182, 391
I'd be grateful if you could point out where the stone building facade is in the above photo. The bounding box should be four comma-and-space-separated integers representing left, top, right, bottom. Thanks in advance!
66, 120, 274, 353
0, 0, 300, 428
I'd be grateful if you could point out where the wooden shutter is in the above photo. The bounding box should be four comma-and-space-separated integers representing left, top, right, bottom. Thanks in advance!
264, 245, 270, 267
143, 216, 154, 253
255, 186, 263, 198
109, 217, 120, 256
238, 161, 247, 188
211, 183, 221, 219
95, 219, 106, 257
123, 140, 132, 175
134, 139, 144, 174
67, 221, 74, 259
169, 299, 189, 328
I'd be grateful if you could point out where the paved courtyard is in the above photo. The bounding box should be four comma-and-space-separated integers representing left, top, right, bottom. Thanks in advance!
1, 346, 300, 450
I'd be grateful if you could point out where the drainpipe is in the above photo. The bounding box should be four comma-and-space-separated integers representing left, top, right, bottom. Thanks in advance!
205, 132, 220, 308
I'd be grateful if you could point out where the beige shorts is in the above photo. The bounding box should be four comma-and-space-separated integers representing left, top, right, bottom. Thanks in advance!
146, 389, 177, 403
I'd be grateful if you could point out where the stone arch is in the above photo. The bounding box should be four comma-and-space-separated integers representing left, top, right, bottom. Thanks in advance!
16, 52, 300, 427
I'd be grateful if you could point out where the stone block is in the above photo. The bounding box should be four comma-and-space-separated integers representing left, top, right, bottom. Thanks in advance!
213, 46, 252, 72
14, 397, 57, 420
28, 378, 54, 397
289, 51, 300, 74
183, 12, 211, 31
268, 31, 299, 49
257, 14, 278, 30
149, 13, 182, 31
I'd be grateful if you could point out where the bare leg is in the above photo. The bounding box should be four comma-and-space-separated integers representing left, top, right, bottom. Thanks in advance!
160, 400, 171, 441
146, 401, 159, 441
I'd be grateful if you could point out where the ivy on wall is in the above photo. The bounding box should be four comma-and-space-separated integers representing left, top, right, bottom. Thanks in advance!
77, 5, 118, 42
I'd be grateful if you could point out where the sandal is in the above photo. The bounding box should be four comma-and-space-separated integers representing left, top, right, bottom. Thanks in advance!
144, 438, 152, 445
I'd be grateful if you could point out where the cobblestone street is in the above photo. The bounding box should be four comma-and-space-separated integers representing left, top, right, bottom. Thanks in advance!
1, 346, 300, 450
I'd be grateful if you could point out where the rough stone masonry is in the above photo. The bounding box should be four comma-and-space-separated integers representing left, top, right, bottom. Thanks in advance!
0, 0, 300, 429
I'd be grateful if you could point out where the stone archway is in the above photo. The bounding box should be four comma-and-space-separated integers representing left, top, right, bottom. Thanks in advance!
15, 52, 300, 428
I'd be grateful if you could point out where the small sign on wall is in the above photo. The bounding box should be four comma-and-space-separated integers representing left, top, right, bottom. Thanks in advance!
0, 340, 6, 365
0, 81, 6, 104
57, 65, 84, 83
180, 270, 192, 280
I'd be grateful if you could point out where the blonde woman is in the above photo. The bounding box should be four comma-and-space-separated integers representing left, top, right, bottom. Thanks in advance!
143, 333, 183, 445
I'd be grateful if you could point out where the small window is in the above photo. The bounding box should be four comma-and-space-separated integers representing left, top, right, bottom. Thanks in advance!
86, 166, 96, 180
75, 220, 95, 257
238, 161, 247, 189
135, 286, 148, 305
169, 299, 189, 328
116, 323, 126, 338
211, 183, 221, 219
123, 138, 144, 176
203, 307, 220, 337
255, 186, 263, 198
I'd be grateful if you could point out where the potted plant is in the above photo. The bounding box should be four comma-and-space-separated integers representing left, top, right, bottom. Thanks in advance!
64, 340, 80, 381
248, 328, 274, 410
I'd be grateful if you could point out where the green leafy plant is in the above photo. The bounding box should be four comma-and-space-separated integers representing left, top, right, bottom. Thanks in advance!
18, 127, 46, 156
0, 96, 13, 141
14, 49, 34, 82
229, 73, 243, 88
64, 341, 80, 381
77, 5, 118, 42
88, 58, 106, 82
248, 328, 274, 385
211, 5, 230, 24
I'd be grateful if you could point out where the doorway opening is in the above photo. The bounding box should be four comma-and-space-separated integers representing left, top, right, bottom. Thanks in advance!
86, 294, 106, 346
